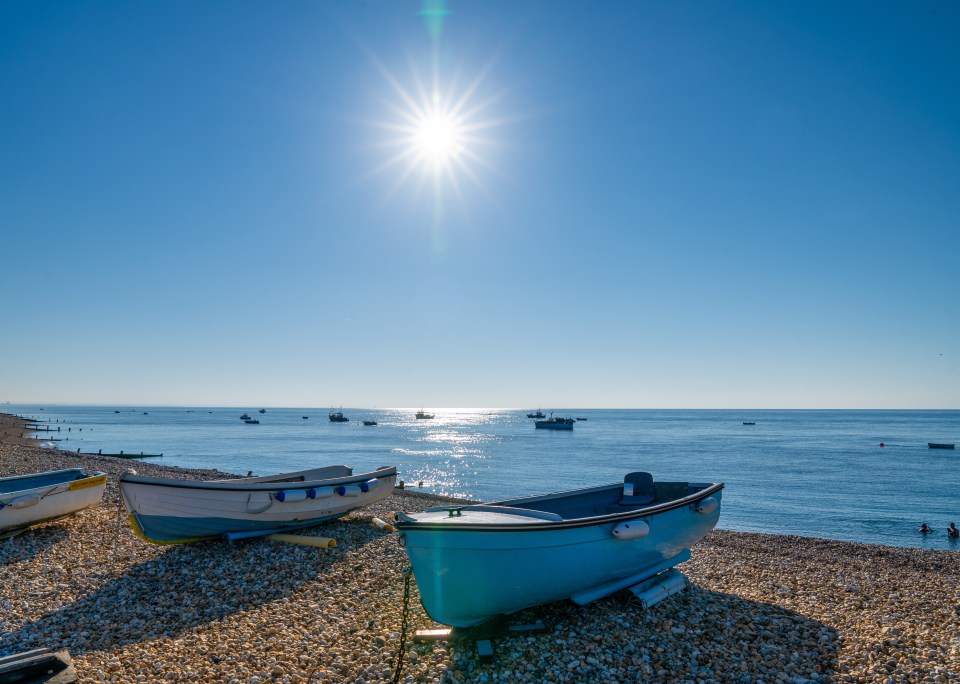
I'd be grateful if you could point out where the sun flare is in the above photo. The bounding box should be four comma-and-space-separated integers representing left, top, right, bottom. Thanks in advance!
363, 52, 505, 207
414, 111, 464, 167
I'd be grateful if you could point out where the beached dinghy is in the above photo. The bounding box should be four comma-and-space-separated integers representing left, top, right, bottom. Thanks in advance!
119, 465, 397, 544
0, 469, 107, 541
395, 472, 722, 628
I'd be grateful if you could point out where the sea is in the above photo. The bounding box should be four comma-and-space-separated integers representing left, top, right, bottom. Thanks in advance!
5, 405, 959, 551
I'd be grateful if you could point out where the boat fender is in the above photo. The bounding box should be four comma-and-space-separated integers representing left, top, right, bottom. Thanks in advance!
274, 489, 309, 503
336, 485, 362, 497
695, 497, 718, 515
612, 520, 649, 540
366, 478, 381, 490
309, 486, 334, 499
8, 494, 42, 509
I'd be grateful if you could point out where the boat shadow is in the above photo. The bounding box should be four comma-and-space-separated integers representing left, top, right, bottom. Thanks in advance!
440, 583, 839, 682
0, 517, 383, 657
0, 525, 72, 564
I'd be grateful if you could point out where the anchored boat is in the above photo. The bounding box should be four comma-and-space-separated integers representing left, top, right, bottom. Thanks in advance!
119, 465, 397, 543
0, 468, 107, 540
395, 471, 722, 628
534, 414, 575, 430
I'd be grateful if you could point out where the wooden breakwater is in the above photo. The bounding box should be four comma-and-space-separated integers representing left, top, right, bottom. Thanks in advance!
75, 449, 163, 459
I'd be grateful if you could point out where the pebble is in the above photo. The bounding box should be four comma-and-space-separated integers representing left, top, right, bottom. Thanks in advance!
2, 420, 960, 682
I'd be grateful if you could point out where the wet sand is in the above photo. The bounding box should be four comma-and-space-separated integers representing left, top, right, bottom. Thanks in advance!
1, 415, 958, 683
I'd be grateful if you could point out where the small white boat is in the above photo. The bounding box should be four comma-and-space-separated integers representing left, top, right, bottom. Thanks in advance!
396, 471, 722, 628
119, 465, 397, 543
0, 468, 107, 540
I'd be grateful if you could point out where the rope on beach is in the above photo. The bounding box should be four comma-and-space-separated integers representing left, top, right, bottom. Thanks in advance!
391, 566, 413, 684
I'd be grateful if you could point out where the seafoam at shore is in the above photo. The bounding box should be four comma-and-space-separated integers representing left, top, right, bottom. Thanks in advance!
1, 441, 959, 683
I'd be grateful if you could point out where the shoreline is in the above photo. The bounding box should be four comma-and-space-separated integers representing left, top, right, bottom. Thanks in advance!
0, 441, 957, 681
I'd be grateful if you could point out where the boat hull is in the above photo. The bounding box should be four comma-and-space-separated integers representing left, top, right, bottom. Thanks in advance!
398, 482, 721, 627
0, 469, 107, 538
120, 465, 396, 543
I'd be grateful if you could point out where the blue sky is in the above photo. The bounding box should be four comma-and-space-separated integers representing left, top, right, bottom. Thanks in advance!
1, 1, 958, 408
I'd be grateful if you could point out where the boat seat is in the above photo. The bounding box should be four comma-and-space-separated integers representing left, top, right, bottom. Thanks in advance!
616, 472, 656, 506
460, 505, 564, 521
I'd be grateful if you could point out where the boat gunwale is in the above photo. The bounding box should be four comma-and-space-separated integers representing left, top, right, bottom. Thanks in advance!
0, 467, 90, 486
119, 466, 397, 492
396, 481, 724, 533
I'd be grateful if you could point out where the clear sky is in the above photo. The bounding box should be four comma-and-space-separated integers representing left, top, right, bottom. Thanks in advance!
1, 1, 958, 409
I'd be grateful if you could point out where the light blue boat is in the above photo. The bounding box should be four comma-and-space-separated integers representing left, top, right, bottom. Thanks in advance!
395, 472, 723, 628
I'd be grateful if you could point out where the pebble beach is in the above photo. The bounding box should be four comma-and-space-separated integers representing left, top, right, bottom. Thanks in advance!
2, 414, 959, 683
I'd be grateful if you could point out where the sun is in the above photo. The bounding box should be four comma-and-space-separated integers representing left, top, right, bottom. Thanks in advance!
362, 52, 504, 206
414, 110, 465, 168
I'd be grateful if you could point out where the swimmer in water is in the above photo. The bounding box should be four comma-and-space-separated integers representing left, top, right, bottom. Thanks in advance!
920, 522, 933, 534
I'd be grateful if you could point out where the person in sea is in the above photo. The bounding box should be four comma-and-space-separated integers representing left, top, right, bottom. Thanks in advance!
919, 522, 933, 534
948, 522, 959, 539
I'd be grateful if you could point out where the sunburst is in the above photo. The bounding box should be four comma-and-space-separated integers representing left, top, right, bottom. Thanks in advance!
365, 52, 505, 206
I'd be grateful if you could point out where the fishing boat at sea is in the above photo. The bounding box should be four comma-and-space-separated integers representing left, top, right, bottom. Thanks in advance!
395, 471, 723, 628
329, 409, 349, 422
119, 465, 397, 544
534, 414, 575, 430
362, 420, 378, 426
0, 468, 107, 540
526, 409, 546, 419
415, 409, 435, 419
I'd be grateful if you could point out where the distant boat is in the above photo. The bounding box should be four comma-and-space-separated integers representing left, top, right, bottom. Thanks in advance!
396, 471, 723, 628
743, 422, 756, 426
302, 416, 309, 420
362, 420, 378, 426
576, 417, 588, 421
240, 413, 251, 420
415, 409, 435, 420
526, 409, 546, 419
535, 413, 575, 430
329, 409, 349, 422
119, 465, 398, 544
259, 409, 266, 414
929, 443, 955, 450
243, 418, 260, 424
0, 468, 107, 540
